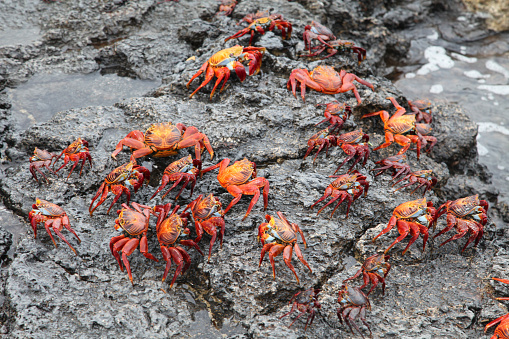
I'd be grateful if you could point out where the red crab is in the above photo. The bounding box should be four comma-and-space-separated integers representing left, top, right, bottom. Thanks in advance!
111, 122, 214, 163
334, 129, 371, 174
280, 288, 321, 331
109, 202, 158, 284
392, 169, 437, 196
29, 148, 57, 183
258, 212, 312, 284
371, 154, 412, 180
28, 199, 81, 254
54, 138, 92, 178
362, 97, 436, 159
183, 193, 225, 261
373, 198, 436, 254
187, 45, 266, 99
201, 158, 269, 220
216, 0, 237, 16
310, 170, 369, 218
343, 253, 391, 295
150, 155, 200, 201
287, 65, 374, 104
433, 195, 488, 252
302, 21, 366, 64
225, 13, 292, 45
337, 283, 372, 339
303, 126, 340, 162
485, 277, 509, 339
89, 157, 150, 215
153, 203, 203, 288
315, 100, 352, 130
409, 99, 432, 123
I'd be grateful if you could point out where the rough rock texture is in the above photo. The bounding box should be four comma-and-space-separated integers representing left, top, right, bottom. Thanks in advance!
0, 0, 506, 338
462, 0, 509, 32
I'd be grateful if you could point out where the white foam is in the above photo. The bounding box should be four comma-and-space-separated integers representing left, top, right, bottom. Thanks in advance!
405, 72, 416, 79
417, 46, 455, 75
427, 31, 439, 41
477, 142, 489, 156
478, 122, 509, 135
498, 165, 505, 170
478, 84, 509, 95
478, 79, 486, 84
430, 84, 443, 93
464, 70, 490, 79
452, 52, 477, 63
486, 60, 509, 78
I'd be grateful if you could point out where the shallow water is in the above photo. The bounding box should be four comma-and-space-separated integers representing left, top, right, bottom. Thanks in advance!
0, 202, 25, 258
0, 27, 42, 46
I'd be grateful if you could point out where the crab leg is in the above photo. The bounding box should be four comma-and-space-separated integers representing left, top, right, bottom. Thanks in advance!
110, 235, 128, 269
168, 247, 185, 287
121, 238, 140, 284
140, 235, 158, 262
283, 245, 300, 283
294, 243, 312, 273
61, 214, 81, 243
189, 65, 215, 99
268, 243, 286, 280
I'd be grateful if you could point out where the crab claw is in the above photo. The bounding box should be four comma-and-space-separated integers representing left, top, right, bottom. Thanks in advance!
231, 60, 247, 82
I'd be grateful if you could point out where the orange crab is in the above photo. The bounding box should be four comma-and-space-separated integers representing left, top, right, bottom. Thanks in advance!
362, 97, 436, 159
28, 199, 81, 254
89, 157, 150, 215
110, 202, 158, 284
287, 65, 373, 104
224, 13, 292, 45
111, 122, 214, 163
29, 148, 57, 183
216, 0, 237, 16
183, 193, 225, 261
334, 129, 371, 174
201, 158, 269, 220
373, 198, 436, 254
343, 253, 391, 295
187, 45, 266, 99
258, 212, 312, 284
315, 100, 352, 130
54, 138, 92, 178
485, 277, 509, 339
150, 155, 200, 201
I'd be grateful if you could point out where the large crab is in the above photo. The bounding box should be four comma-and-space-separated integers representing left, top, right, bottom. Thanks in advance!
343, 253, 391, 295
371, 154, 412, 180
373, 198, 436, 254
485, 277, 509, 339
201, 158, 269, 220
288, 65, 373, 104
334, 129, 371, 174
153, 203, 203, 288
111, 122, 214, 163
280, 288, 321, 331
28, 199, 81, 254
337, 283, 372, 339
302, 21, 366, 64
310, 170, 369, 218
225, 13, 292, 45
29, 147, 57, 183
315, 100, 352, 130
433, 195, 488, 252
150, 155, 200, 201
392, 169, 437, 196
89, 157, 150, 215
187, 45, 266, 99
362, 97, 436, 159
110, 202, 158, 284
54, 138, 92, 178
258, 211, 312, 284
183, 193, 225, 261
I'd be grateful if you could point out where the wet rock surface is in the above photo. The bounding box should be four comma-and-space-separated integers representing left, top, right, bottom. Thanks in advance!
0, 0, 507, 338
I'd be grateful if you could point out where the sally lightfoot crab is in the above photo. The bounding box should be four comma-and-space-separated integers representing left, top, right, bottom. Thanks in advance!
280, 288, 321, 331
225, 13, 292, 45
337, 283, 372, 339
258, 211, 312, 283
315, 100, 352, 131
29, 199, 81, 254
187, 45, 265, 99
54, 138, 92, 178
392, 170, 437, 196
334, 129, 371, 173
288, 65, 373, 103
371, 154, 412, 180
150, 155, 200, 201
310, 171, 369, 218
485, 277, 509, 339
343, 253, 391, 295
110, 202, 158, 284
29, 147, 57, 183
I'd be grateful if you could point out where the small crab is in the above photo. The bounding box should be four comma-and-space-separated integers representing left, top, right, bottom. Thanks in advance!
216, 0, 237, 16
111, 122, 214, 163
370, 154, 412, 180
183, 193, 225, 261
409, 99, 432, 124
303, 126, 340, 162
280, 287, 321, 331
89, 157, 150, 215
29, 148, 57, 183
54, 138, 92, 178
310, 170, 369, 218
187, 45, 266, 99
392, 169, 437, 196
201, 158, 269, 220
373, 198, 436, 254
258, 211, 312, 284
485, 277, 509, 339
433, 195, 488, 252
110, 202, 158, 284
337, 283, 372, 339
28, 199, 81, 254
288, 65, 373, 104
315, 100, 352, 130
150, 155, 200, 201
362, 97, 436, 159
343, 253, 391, 295
225, 13, 292, 45
302, 21, 366, 64
334, 129, 371, 174
153, 203, 203, 288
